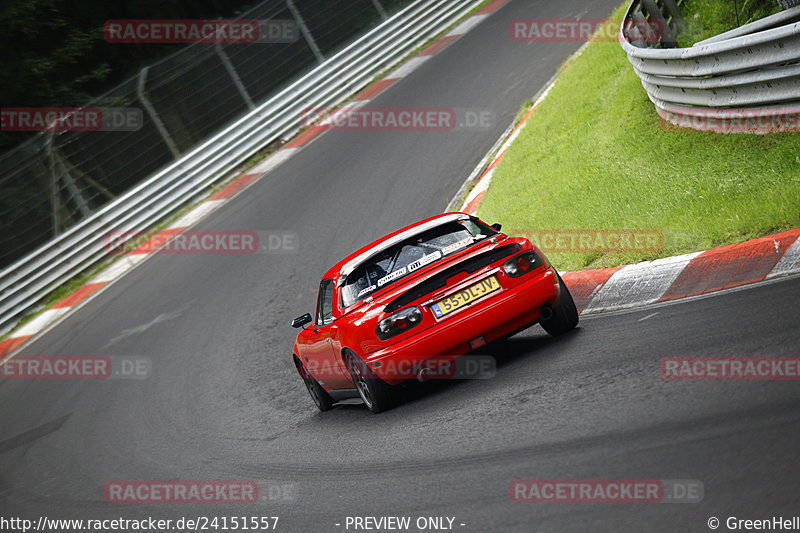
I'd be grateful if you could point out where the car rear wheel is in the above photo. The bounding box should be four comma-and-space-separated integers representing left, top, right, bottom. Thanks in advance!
344, 351, 395, 414
540, 273, 579, 337
295, 356, 334, 412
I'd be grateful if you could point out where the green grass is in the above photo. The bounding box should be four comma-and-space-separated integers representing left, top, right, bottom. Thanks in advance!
677, 0, 782, 46
476, 3, 800, 272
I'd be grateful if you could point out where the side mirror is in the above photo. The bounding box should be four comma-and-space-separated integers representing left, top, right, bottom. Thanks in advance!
491, 223, 502, 232
292, 313, 313, 329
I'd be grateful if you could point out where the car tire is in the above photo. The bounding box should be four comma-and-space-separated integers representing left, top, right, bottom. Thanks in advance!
295, 356, 334, 412
540, 272, 579, 337
344, 351, 395, 414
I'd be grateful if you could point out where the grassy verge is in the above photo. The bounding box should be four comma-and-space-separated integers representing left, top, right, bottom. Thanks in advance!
476, 2, 800, 272
677, 0, 783, 46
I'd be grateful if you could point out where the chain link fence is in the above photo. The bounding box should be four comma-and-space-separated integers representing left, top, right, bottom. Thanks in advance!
0, 0, 413, 269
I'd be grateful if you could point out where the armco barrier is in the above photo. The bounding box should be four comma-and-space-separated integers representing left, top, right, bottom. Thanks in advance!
619, 1, 800, 132
0, 0, 485, 335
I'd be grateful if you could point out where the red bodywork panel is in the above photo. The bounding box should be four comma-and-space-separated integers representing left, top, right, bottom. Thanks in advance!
293, 213, 560, 390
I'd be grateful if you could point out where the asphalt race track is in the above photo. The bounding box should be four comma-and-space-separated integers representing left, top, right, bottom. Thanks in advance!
1, 1, 798, 531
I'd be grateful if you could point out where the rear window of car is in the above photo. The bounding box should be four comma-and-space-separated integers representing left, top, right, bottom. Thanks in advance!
340, 217, 497, 308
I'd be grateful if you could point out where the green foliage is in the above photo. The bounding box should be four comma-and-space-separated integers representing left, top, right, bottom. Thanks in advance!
477, 3, 800, 272
677, 0, 783, 46
0, 0, 256, 151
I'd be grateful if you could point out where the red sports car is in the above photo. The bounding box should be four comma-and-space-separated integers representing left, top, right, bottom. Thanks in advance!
291, 213, 578, 413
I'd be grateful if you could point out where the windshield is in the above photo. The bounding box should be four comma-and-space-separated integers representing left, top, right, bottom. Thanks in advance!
340, 217, 497, 308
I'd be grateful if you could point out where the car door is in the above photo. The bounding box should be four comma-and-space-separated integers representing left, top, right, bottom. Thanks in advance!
302, 279, 350, 389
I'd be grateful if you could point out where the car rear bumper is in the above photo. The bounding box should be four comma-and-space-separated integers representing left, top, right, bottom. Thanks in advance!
364, 267, 560, 385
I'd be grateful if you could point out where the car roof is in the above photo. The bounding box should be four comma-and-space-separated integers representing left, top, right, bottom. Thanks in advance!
324, 212, 471, 283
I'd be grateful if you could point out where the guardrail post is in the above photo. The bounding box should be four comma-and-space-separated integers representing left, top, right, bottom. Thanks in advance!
285, 0, 325, 64
216, 42, 256, 111
641, 0, 679, 47
45, 132, 62, 237
137, 67, 181, 159
630, 12, 658, 45
56, 152, 93, 219
660, 0, 683, 25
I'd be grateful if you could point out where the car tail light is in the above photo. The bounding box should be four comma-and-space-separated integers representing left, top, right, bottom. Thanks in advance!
376, 307, 423, 340
503, 251, 543, 277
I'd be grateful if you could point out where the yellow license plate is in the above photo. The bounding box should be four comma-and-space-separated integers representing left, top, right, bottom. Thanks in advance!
431, 276, 501, 318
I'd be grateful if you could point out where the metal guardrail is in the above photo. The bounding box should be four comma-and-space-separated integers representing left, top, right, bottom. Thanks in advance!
619, 1, 800, 132
2, 0, 406, 270
0, 0, 485, 335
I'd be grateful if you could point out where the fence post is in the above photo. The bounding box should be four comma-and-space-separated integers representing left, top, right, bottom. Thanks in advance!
216, 42, 256, 110
641, 0, 678, 47
55, 151, 93, 219
659, 0, 683, 23
371, 0, 388, 20
285, 0, 325, 64
137, 67, 181, 159
45, 131, 62, 237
